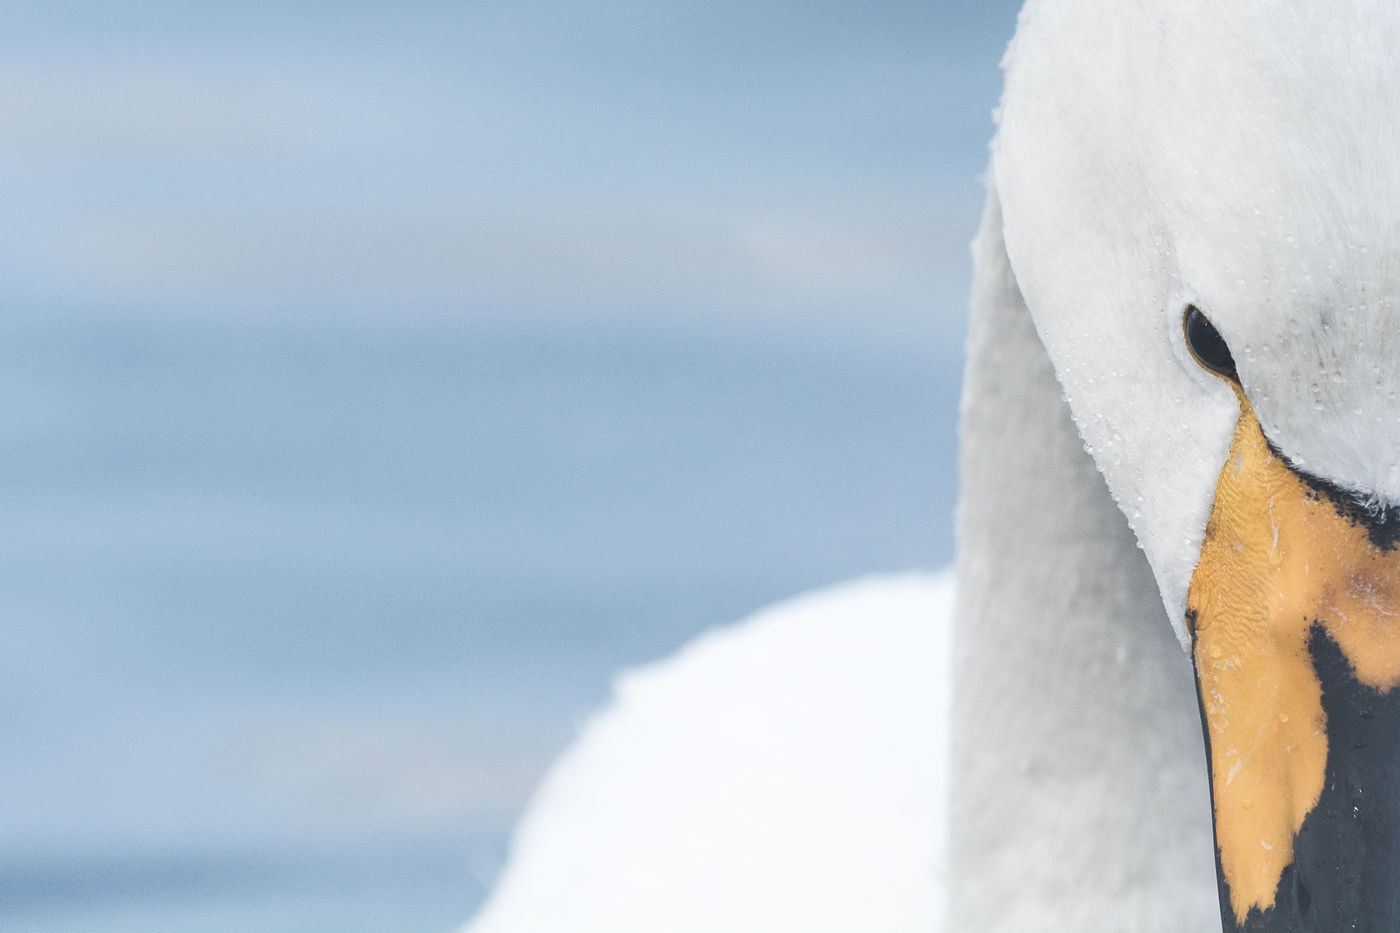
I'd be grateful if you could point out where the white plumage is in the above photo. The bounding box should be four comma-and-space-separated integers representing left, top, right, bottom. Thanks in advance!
467, 576, 952, 932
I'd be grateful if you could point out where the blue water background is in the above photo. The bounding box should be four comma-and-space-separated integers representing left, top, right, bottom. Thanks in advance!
0, 0, 1020, 928
0, 312, 959, 931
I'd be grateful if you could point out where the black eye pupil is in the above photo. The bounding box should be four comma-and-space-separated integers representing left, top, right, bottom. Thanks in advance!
1184, 306, 1238, 380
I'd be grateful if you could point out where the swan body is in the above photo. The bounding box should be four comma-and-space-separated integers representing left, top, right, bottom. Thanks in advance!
466, 576, 952, 932
468, 1, 1400, 929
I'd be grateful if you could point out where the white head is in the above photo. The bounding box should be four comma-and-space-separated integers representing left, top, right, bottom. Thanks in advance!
990, 1, 1400, 925
996, 0, 1400, 633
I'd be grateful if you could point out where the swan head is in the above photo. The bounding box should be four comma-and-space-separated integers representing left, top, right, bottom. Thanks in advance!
994, 1, 1400, 927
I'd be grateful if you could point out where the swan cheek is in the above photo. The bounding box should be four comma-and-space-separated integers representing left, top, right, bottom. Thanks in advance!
1187, 398, 1400, 930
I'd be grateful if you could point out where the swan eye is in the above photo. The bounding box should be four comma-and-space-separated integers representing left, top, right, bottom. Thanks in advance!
1184, 306, 1238, 381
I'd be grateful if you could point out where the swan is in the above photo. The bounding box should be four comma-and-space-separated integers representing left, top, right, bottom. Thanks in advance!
466, 1, 1400, 929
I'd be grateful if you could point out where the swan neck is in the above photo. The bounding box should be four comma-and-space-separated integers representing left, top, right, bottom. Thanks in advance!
947, 180, 1217, 930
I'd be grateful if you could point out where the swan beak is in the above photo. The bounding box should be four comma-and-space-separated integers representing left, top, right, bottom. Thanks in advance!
1187, 396, 1400, 930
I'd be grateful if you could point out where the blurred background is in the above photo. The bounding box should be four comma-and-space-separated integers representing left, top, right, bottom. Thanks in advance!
0, 1, 1020, 930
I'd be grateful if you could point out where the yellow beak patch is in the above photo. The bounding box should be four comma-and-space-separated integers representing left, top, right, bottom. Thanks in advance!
1187, 392, 1400, 923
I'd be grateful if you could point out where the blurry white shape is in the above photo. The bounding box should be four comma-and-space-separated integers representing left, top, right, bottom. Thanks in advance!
464, 573, 952, 933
